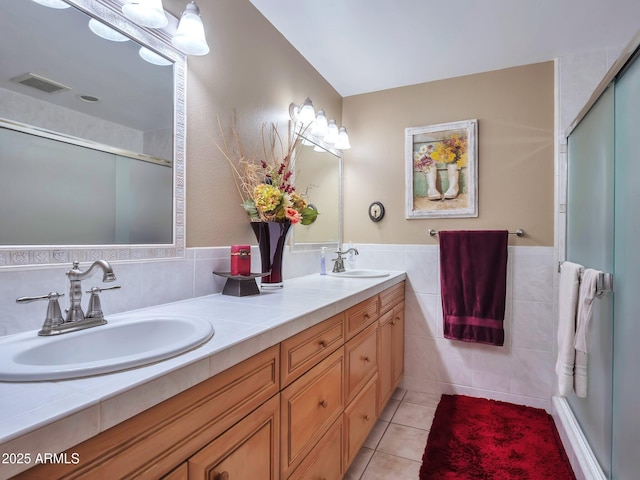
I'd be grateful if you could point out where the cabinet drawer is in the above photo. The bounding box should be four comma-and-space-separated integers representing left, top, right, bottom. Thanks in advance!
188, 394, 280, 480
344, 322, 378, 404
281, 347, 344, 477
345, 296, 378, 340
281, 313, 344, 388
379, 281, 405, 314
287, 416, 344, 480
344, 374, 378, 468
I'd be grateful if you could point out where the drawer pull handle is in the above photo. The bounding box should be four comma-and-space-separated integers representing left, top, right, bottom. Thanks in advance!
213, 471, 229, 480
390, 320, 396, 326
319, 340, 327, 348
362, 414, 370, 421
319, 399, 328, 408
362, 355, 370, 363
364, 313, 370, 319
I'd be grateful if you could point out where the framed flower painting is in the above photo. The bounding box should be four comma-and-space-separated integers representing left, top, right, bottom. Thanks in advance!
405, 119, 478, 218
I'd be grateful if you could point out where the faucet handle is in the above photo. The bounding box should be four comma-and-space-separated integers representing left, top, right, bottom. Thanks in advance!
85, 285, 121, 320
16, 292, 65, 336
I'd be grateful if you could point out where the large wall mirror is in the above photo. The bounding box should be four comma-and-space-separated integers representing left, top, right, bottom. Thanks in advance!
0, 0, 185, 267
291, 129, 343, 251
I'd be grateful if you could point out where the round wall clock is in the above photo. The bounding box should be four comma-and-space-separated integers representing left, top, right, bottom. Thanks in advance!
368, 201, 385, 222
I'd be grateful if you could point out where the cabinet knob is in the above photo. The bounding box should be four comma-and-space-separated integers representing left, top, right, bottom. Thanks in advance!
390, 320, 396, 326
319, 339, 327, 348
319, 399, 328, 408
362, 414, 370, 421
362, 355, 370, 363
364, 313, 370, 319
213, 471, 229, 480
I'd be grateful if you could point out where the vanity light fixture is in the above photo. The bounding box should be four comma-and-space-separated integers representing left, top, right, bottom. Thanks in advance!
313, 109, 329, 137
31, 0, 71, 9
171, 1, 210, 56
122, 0, 168, 29
88, 18, 130, 42
324, 119, 339, 145
139, 46, 173, 66
334, 126, 351, 150
290, 98, 351, 150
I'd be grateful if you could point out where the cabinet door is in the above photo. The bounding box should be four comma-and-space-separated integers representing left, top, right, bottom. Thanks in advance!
392, 302, 405, 387
345, 322, 378, 404
162, 463, 188, 480
344, 375, 378, 467
287, 417, 344, 480
188, 394, 280, 480
281, 347, 344, 477
377, 309, 394, 412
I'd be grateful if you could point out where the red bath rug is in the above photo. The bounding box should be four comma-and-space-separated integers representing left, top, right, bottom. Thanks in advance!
420, 394, 575, 479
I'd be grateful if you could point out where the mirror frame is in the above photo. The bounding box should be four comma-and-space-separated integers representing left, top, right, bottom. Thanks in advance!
0, 0, 186, 269
289, 124, 343, 252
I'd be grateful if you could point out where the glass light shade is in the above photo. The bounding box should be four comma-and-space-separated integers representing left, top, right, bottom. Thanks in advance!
334, 127, 351, 150
313, 109, 329, 137
122, 0, 168, 29
32, 0, 71, 8
171, 2, 210, 56
139, 47, 172, 66
313, 145, 326, 153
324, 119, 339, 144
88, 18, 129, 42
298, 97, 315, 124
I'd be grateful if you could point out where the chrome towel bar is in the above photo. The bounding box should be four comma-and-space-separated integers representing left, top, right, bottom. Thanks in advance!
429, 228, 525, 237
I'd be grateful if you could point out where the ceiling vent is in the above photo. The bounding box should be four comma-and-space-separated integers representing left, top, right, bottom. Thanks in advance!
10, 73, 71, 94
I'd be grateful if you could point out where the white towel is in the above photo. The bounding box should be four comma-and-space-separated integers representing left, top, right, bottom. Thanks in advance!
556, 261, 583, 396
574, 268, 600, 398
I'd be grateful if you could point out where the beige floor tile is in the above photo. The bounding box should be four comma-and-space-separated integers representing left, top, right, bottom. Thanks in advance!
392, 401, 436, 430
363, 420, 389, 449
343, 447, 375, 480
360, 451, 421, 480
378, 398, 400, 422
403, 390, 442, 407
376, 423, 430, 462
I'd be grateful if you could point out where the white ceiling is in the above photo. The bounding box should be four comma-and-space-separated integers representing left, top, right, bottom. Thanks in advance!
248, 0, 640, 97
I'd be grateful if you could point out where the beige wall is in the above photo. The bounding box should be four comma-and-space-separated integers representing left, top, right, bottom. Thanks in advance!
342, 62, 555, 246
163, 0, 342, 247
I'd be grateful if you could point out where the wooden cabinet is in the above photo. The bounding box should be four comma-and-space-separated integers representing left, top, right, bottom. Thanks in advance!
162, 464, 188, 480
280, 347, 344, 478
281, 313, 344, 388
344, 375, 378, 466
188, 394, 280, 480
344, 321, 378, 404
377, 283, 405, 413
16, 280, 405, 480
287, 417, 344, 480
345, 296, 378, 340
15, 345, 280, 480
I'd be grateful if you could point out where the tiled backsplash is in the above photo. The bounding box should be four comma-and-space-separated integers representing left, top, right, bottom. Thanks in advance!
0, 244, 554, 410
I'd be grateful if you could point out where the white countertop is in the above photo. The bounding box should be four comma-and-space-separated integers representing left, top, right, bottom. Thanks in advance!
0, 271, 405, 479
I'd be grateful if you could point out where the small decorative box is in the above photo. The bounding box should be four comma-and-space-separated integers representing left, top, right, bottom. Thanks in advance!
230, 245, 251, 276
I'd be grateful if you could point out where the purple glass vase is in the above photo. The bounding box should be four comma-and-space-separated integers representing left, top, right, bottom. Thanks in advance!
251, 221, 292, 287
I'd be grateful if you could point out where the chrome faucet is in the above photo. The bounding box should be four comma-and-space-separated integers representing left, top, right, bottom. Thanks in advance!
332, 247, 359, 273
66, 260, 116, 323
16, 260, 120, 336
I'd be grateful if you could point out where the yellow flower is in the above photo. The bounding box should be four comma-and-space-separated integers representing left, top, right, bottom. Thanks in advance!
289, 192, 307, 211
253, 184, 282, 213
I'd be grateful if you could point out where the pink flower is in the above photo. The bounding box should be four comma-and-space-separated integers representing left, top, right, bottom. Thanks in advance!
285, 207, 302, 224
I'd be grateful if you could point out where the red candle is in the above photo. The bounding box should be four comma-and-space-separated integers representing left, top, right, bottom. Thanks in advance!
230, 245, 251, 276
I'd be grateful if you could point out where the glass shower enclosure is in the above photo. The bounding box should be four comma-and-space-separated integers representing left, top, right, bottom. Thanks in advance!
566, 48, 640, 479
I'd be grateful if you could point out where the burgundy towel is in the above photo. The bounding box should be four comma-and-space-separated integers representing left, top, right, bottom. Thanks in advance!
439, 230, 509, 346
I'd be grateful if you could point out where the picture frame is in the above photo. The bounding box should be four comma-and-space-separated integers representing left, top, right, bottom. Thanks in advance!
405, 119, 478, 219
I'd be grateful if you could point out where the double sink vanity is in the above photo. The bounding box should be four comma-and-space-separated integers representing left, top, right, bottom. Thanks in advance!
0, 269, 405, 479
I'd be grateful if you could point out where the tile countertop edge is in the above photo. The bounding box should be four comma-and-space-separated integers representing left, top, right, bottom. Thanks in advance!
0, 271, 405, 478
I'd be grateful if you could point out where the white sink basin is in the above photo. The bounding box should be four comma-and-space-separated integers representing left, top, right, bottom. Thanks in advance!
0, 314, 214, 382
327, 269, 390, 278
